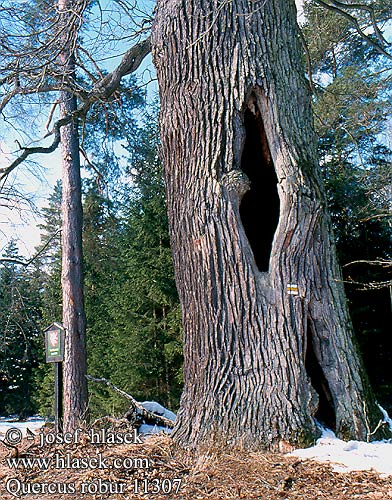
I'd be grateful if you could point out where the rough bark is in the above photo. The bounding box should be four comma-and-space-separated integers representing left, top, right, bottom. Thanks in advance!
151, 0, 389, 450
59, 0, 88, 432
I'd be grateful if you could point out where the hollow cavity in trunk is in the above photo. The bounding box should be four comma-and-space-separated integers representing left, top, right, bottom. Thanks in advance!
239, 101, 280, 272
305, 319, 336, 430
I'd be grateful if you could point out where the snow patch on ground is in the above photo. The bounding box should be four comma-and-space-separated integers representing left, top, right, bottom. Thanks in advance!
290, 407, 392, 477
0, 416, 46, 437
138, 401, 176, 435
140, 401, 176, 422
138, 423, 172, 435
0, 402, 177, 439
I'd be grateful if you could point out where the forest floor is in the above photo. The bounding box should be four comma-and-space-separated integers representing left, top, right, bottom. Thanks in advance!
0, 428, 391, 500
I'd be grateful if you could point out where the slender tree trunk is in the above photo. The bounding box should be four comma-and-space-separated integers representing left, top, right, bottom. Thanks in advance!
151, 0, 389, 450
58, 0, 88, 432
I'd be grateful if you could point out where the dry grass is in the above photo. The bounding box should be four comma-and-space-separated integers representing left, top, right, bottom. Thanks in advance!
1, 427, 391, 500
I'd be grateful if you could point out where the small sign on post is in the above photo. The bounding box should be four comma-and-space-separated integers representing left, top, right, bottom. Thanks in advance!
45, 322, 65, 362
44, 323, 65, 433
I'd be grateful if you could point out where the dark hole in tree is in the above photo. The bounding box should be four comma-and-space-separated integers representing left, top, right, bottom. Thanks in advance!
305, 319, 336, 430
239, 101, 280, 272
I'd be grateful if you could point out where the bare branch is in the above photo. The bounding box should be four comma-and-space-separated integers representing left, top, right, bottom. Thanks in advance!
0, 229, 61, 267
45, 99, 60, 132
298, 26, 315, 95
329, 0, 390, 47
360, 213, 392, 222
86, 375, 175, 429
91, 36, 151, 98
79, 146, 105, 189
343, 259, 392, 268
0, 85, 63, 114
0, 115, 71, 181
76, 45, 105, 80
0, 36, 151, 181
337, 278, 392, 290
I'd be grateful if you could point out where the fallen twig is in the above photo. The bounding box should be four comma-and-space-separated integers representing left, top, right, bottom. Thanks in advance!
86, 375, 175, 429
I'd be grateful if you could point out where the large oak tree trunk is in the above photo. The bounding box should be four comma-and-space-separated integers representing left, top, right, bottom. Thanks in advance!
151, 0, 389, 450
59, 0, 88, 432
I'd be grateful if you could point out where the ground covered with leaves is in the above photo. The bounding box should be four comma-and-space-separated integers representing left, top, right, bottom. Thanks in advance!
1, 424, 391, 500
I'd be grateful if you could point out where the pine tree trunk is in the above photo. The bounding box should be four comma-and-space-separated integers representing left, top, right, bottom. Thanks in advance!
58, 0, 88, 432
151, 0, 389, 450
